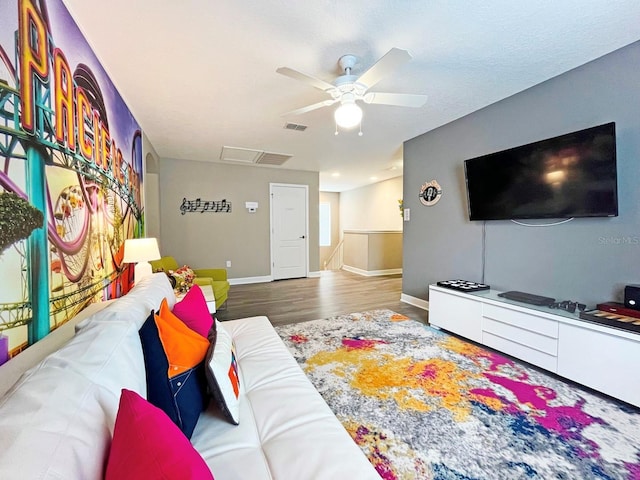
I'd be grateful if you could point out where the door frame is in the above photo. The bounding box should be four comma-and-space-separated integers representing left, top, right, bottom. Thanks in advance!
269, 183, 309, 280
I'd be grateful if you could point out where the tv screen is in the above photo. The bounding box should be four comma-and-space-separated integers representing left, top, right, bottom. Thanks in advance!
464, 122, 618, 221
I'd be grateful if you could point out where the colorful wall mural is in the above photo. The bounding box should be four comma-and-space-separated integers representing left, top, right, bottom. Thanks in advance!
0, 0, 144, 356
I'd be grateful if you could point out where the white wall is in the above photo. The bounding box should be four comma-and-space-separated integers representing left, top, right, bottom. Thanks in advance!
340, 176, 403, 232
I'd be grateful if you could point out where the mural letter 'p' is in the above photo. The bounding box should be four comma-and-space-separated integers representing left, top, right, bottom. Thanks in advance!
19, 0, 49, 134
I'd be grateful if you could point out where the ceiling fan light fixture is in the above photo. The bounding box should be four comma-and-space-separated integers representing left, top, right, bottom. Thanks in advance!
278, 48, 424, 134
334, 101, 362, 129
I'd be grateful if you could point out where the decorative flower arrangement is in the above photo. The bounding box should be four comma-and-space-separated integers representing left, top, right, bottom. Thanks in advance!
171, 265, 196, 293
398, 199, 404, 218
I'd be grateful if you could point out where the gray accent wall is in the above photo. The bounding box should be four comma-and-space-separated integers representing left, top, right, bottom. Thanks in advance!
158, 158, 319, 279
403, 41, 640, 306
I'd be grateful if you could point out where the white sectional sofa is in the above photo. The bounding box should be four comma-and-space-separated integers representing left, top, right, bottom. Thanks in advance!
0, 273, 379, 479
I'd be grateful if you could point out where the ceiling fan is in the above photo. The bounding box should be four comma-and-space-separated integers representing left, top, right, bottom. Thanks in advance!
277, 48, 427, 131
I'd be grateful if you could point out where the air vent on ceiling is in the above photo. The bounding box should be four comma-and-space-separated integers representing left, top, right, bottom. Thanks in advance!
220, 146, 292, 166
256, 152, 292, 166
284, 122, 307, 131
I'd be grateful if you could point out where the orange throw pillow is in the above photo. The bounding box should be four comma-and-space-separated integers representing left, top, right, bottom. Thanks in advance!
156, 298, 209, 378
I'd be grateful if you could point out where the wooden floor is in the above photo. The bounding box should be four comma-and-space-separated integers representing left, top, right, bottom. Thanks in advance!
216, 270, 429, 327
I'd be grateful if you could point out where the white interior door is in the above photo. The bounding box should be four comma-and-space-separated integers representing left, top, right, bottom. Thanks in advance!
270, 184, 308, 280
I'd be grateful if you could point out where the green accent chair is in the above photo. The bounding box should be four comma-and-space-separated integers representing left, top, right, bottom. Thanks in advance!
150, 256, 230, 308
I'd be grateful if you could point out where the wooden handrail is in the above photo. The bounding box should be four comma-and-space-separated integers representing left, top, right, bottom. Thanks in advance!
323, 239, 344, 270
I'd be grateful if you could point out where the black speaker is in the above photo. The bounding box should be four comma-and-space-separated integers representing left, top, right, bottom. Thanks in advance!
624, 284, 640, 310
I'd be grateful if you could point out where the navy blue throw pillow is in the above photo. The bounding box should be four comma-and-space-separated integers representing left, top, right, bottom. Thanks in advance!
138, 310, 208, 438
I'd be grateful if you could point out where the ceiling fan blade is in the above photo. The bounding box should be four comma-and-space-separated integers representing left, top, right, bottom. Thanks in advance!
363, 92, 427, 108
356, 48, 412, 89
282, 99, 337, 116
276, 67, 336, 92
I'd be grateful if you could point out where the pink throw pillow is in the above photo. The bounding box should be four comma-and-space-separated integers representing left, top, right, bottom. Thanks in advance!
105, 389, 214, 480
172, 284, 213, 337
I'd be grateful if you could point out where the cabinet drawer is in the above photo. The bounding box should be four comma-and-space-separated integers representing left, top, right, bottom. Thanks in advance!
483, 317, 558, 356
483, 331, 558, 372
483, 304, 558, 338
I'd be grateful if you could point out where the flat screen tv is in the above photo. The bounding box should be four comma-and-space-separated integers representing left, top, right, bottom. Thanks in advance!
464, 122, 618, 221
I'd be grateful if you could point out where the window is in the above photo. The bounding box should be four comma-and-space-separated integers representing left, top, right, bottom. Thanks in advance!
319, 203, 331, 246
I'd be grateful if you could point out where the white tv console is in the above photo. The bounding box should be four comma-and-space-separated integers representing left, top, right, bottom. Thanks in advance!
428, 285, 640, 407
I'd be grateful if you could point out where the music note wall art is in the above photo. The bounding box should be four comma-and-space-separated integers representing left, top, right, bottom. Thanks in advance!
179, 198, 232, 215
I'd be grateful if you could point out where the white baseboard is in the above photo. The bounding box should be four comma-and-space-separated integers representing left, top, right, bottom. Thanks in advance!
342, 265, 403, 277
307, 271, 322, 278
229, 275, 273, 285
400, 293, 429, 311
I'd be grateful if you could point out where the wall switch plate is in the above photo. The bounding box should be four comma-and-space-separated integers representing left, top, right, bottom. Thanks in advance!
403, 208, 410, 221
226, 260, 231, 268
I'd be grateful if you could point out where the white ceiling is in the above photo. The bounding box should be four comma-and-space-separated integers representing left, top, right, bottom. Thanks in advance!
62, 0, 640, 192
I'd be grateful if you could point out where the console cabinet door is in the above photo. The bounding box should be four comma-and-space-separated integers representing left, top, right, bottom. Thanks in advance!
557, 323, 640, 407
429, 288, 482, 343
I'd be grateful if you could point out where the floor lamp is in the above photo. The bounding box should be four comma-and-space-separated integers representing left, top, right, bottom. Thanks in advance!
123, 238, 161, 284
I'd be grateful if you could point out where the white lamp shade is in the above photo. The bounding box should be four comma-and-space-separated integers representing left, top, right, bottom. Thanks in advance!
123, 238, 161, 263
123, 238, 161, 284
334, 101, 362, 129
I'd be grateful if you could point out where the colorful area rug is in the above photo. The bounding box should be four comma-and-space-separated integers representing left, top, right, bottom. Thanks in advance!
275, 310, 640, 480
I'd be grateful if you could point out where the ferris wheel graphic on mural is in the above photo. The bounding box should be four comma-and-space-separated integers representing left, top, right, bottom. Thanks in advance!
0, 0, 144, 347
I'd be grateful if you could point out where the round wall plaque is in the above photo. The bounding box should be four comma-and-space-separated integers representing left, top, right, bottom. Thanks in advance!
419, 180, 443, 206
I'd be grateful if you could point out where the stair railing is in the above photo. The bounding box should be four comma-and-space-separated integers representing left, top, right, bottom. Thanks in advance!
323, 239, 344, 270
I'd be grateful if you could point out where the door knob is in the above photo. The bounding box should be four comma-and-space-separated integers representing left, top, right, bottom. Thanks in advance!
299, 235, 306, 239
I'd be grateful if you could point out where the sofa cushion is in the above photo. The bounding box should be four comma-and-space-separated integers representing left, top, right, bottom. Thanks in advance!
205, 321, 241, 425
157, 298, 210, 376
172, 284, 214, 337
0, 316, 147, 479
76, 273, 176, 332
139, 311, 208, 438
106, 389, 213, 480
192, 316, 381, 479
0, 371, 111, 479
